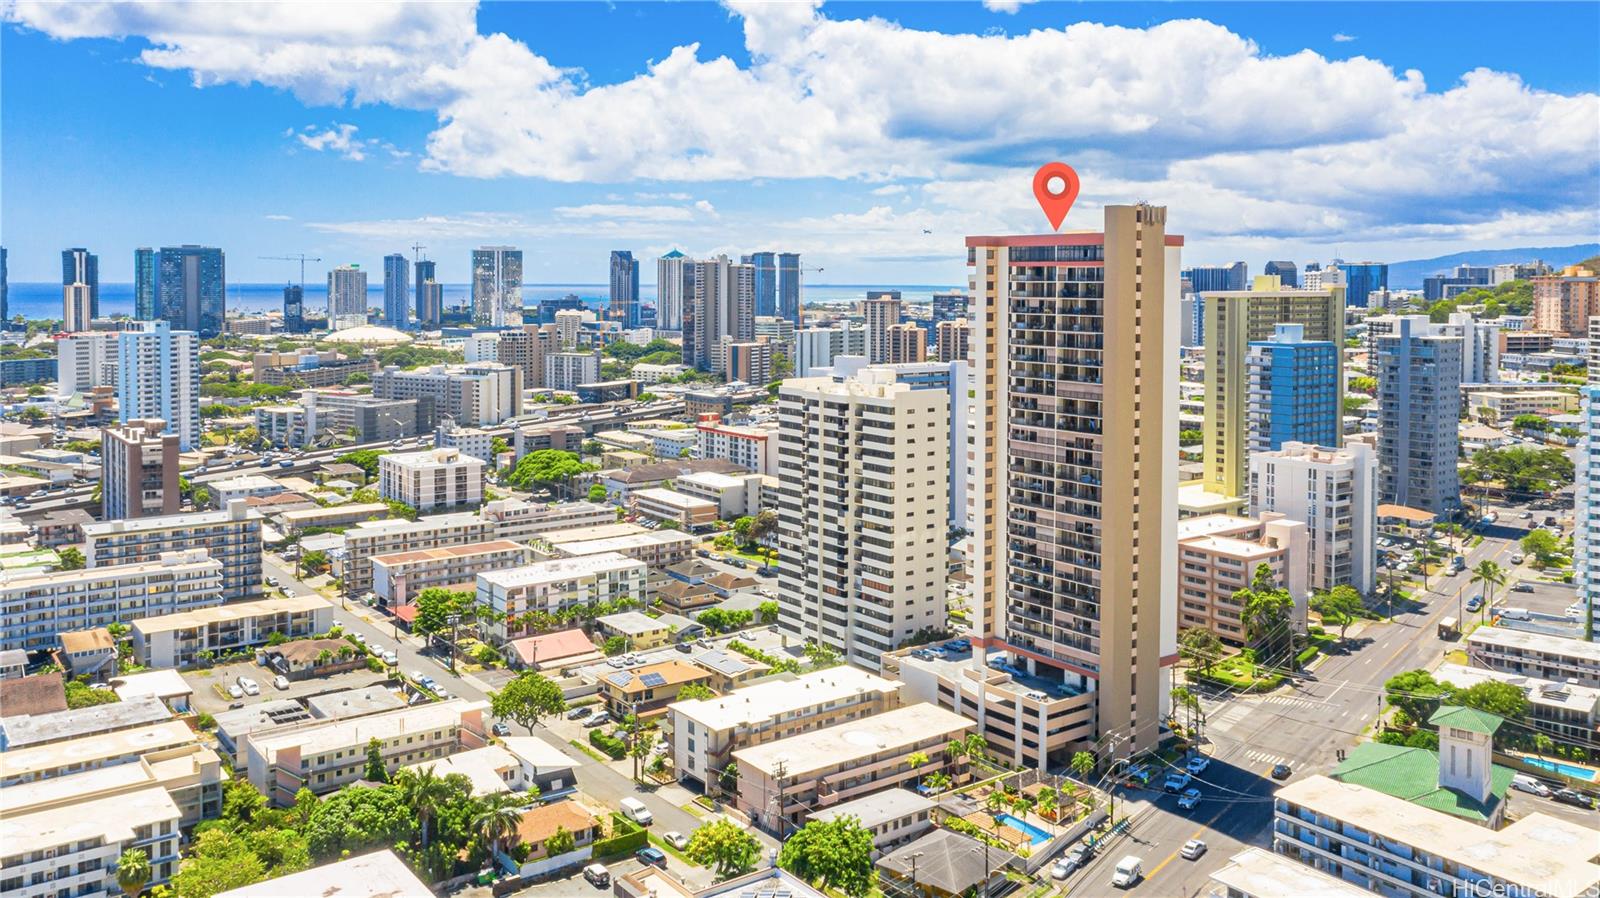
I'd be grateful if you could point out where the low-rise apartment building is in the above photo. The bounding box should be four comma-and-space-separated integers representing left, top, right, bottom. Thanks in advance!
808, 790, 937, 859
1434, 662, 1600, 751
0, 779, 183, 897
474, 553, 648, 644
885, 647, 1093, 770
1209, 847, 1377, 898
481, 498, 614, 543
378, 447, 484, 512
1464, 388, 1579, 420
1274, 776, 1600, 898
1466, 626, 1600, 688
673, 471, 764, 519
733, 703, 973, 835
337, 512, 495, 596
242, 698, 490, 805
0, 722, 224, 827
1177, 513, 1309, 643
0, 696, 173, 752
599, 661, 711, 720
631, 487, 719, 529
274, 502, 390, 535
695, 416, 779, 475
594, 610, 677, 651
0, 550, 223, 653
81, 502, 263, 602
667, 667, 902, 795
371, 539, 534, 606
129, 594, 334, 669
534, 523, 695, 568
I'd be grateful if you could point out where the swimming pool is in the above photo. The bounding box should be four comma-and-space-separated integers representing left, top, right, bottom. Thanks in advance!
1520, 756, 1598, 782
996, 813, 1052, 845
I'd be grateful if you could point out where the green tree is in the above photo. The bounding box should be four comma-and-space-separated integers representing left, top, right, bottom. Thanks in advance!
169, 830, 270, 898
748, 509, 779, 546
489, 671, 567, 734
1470, 560, 1507, 621
1070, 751, 1097, 779
1467, 446, 1574, 495
1311, 585, 1365, 641
300, 549, 330, 574
1177, 627, 1224, 674
473, 795, 525, 861
1521, 529, 1567, 567
731, 515, 755, 545
505, 449, 596, 492
394, 765, 454, 850
677, 682, 716, 701
1511, 413, 1548, 431
1384, 669, 1451, 724
116, 848, 152, 898
413, 587, 476, 637
335, 449, 384, 480
686, 818, 762, 877
587, 483, 609, 502
302, 784, 412, 860
923, 771, 952, 797
1348, 375, 1377, 395
1178, 428, 1203, 445
543, 824, 576, 857
363, 737, 388, 783
602, 635, 628, 656
64, 678, 119, 709
1453, 681, 1528, 720
1238, 563, 1295, 665
756, 600, 780, 624
777, 817, 876, 898
803, 640, 842, 670
56, 546, 86, 570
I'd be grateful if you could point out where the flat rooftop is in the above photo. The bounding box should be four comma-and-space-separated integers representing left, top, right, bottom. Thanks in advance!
478, 552, 643, 588
131, 594, 331, 633
371, 538, 527, 567
1177, 482, 1247, 514
247, 699, 487, 761
1277, 776, 1600, 898
1468, 626, 1600, 663
1177, 514, 1260, 540
809, 787, 936, 830
0, 782, 179, 856
1210, 847, 1373, 898
278, 502, 390, 523
733, 702, 972, 778
546, 530, 694, 556
539, 521, 649, 542
304, 684, 406, 720
634, 487, 716, 509
598, 610, 669, 635
1434, 663, 1600, 713
215, 850, 432, 898
82, 505, 262, 536
347, 512, 484, 539
0, 695, 172, 750
0, 719, 198, 781
670, 667, 901, 730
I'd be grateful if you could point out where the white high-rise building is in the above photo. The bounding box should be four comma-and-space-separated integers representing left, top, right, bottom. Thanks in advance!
795, 324, 867, 377
117, 321, 200, 451
1248, 441, 1377, 595
544, 350, 601, 392
656, 250, 692, 332
56, 330, 119, 396
326, 264, 368, 330
863, 295, 903, 364
471, 246, 523, 327
685, 255, 754, 374
1574, 316, 1599, 640
379, 448, 485, 512
775, 369, 949, 670
1444, 311, 1502, 384
63, 282, 93, 332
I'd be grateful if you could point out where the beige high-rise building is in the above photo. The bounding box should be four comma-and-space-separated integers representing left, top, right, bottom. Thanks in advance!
863, 296, 903, 363
887, 322, 927, 364
775, 369, 949, 671
1531, 265, 1599, 337
1201, 274, 1345, 498
101, 419, 180, 521
936, 317, 969, 362
966, 205, 1180, 759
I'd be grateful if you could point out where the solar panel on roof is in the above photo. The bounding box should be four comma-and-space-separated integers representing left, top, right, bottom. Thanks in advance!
640, 672, 667, 688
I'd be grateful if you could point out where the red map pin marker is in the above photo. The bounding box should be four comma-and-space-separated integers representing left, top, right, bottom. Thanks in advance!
1033, 162, 1080, 231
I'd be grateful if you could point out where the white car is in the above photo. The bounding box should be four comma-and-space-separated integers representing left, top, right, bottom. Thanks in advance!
382, 651, 398, 665
1186, 755, 1210, 774
352, 633, 366, 644
239, 678, 261, 696
1180, 839, 1207, 860
1177, 788, 1201, 810
663, 831, 690, 851
273, 675, 290, 690
1511, 553, 1525, 564
227, 683, 244, 699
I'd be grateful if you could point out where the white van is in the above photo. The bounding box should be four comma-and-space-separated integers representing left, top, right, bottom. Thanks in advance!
1511, 774, 1550, 797
1499, 607, 1532, 621
620, 797, 654, 826
1112, 856, 1143, 888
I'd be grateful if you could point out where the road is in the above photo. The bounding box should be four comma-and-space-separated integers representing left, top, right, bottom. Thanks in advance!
1063, 520, 1533, 897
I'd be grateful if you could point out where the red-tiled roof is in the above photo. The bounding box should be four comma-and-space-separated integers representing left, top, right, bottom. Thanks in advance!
507, 629, 598, 666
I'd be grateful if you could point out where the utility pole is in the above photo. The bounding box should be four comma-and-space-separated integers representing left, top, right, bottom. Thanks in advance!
446, 613, 459, 673
774, 758, 788, 840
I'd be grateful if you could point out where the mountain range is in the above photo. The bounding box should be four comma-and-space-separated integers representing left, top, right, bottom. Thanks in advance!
1384, 243, 1599, 289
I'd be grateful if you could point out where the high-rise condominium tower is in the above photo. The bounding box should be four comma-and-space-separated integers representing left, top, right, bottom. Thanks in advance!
282, 285, 304, 333
101, 419, 180, 521
656, 250, 692, 332
134, 248, 157, 320
327, 265, 368, 331
1376, 316, 1461, 515
775, 369, 949, 669
863, 295, 903, 364
778, 252, 802, 325
1245, 322, 1341, 456
967, 204, 1181, 758
472, 246, 523, 327
63, 283, 93, 332
743, 252, 777, 317
62, 247, 99, 320
609, 250, 640, 327
684, 256, 754, 374
383, 253, 410, 329
158, 245, 226, 338
415, 259, 442, 328
1202, 274, 1344, 498
118, 321, 200, 450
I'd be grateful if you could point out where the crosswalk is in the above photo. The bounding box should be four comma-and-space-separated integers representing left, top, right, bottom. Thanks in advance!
1241, 748, 1293, 768
1258, 694, 1324, 712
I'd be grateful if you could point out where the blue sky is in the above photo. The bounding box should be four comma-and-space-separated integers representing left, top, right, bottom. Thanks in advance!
3, 1, 1596, 285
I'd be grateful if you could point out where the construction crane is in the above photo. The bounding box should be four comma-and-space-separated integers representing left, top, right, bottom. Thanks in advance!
410, 242, 427, 263
259, 254, 322, 286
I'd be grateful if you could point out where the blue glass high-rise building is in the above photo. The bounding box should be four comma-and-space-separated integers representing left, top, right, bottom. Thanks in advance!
1263, 260, 1298, 288
609, 250, 640, 326
777, 252, 801, 324
1335, 261, 1387, 308
743, 252, 777, 317
0, 246, 7, 330
1184, 261, 1247, 293
383, 253, 410, 328
158, 245, 226, 337
283, 284, 305, 333
414, 259, 441, 328
63, 247, 99, 320
134, 248, 157, 320
1246, 323, 1340, 455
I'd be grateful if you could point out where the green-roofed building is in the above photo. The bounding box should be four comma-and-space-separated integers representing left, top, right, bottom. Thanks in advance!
1334, 706, 1512, 827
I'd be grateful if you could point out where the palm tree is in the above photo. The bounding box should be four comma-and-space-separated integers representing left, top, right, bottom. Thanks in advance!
945, 738, 968, 766
116, 848, 151, 898
1036, 787, 1059, 826
963, 733, 989, 766
983, 790, 1008, 815
906, 751, 930, 771
1533, 733, 1555, 761
1070, 751, 1096, 781
474, 797, 524, 866
395, 765, 453, 850
1470, 560, 1507, 623
923, 771, 952, 797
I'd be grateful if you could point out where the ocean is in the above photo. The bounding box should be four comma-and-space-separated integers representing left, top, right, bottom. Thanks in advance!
3, 282, 962, 322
